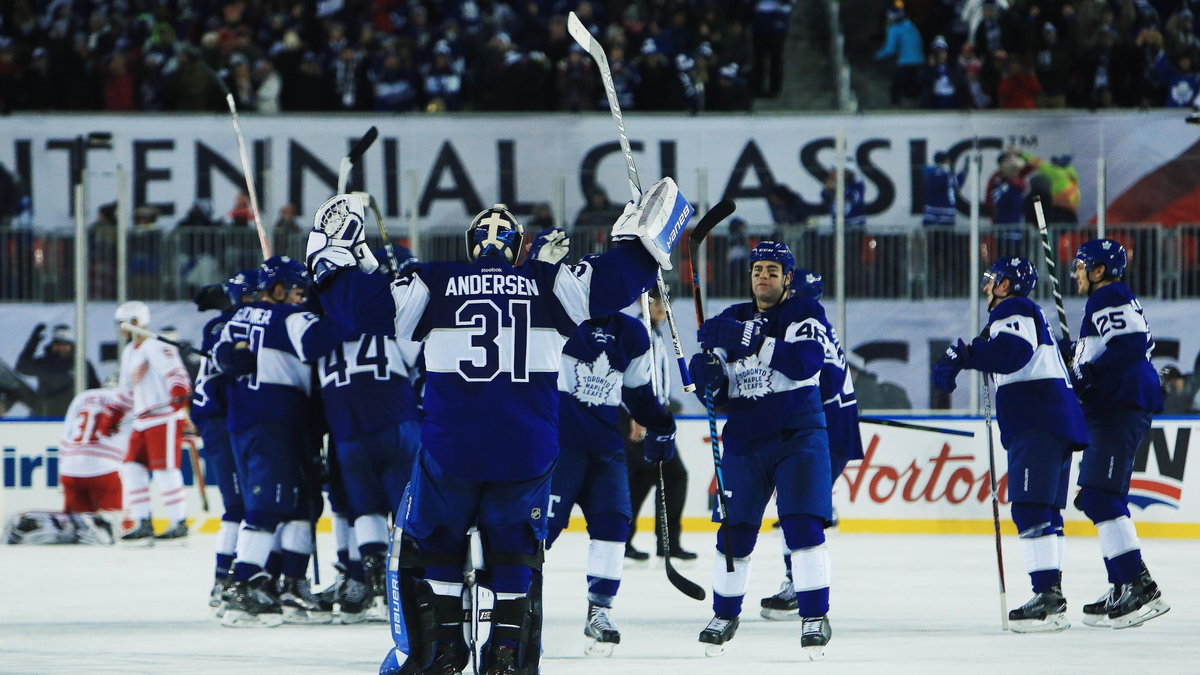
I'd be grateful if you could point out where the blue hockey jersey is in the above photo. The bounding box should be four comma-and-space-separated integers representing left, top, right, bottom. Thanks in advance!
191, 308, 233, 421
1073, 283, 1164, 414
319, 242, 659, 481
558, 313, 674, 454
968, 297, 1088, 449
922, 165, 965, 226
214, 301, 353, 432
815, 317, 863, 464
317, 334, 421, 442
706, 296, 827, 454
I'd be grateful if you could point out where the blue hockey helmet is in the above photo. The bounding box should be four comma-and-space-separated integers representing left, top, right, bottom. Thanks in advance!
749, 241, 795, 278
257, 255, 310, 294
791, 268, 825, 301
465, 204, 525, 262
984, 257, 1037, 297
224, 268, 259, 304
1074, 238, 1126, 279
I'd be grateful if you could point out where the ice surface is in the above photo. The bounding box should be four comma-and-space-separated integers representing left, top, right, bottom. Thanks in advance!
2, 529, 1196, 674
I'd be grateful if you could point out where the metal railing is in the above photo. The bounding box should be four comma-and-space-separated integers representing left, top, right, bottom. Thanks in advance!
1, 221, 1198, 302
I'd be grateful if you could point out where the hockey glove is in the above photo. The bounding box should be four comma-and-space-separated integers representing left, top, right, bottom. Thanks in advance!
528, 227, 570, 264
643, 424, 678, 463
193, 283, 231, 312
931, 340, 970, 394
94, 407, 124, 437
1057, 338, 1076, 367
216, 341, 257, 377
698, 317, 763, 361
307, 193, 379, 284
688, 352, 727, 397
1071, 360, 1096, 391
609, 177, 692, 271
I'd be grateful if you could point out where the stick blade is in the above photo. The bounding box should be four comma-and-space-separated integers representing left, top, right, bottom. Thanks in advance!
349, 126, 379, 161
691, 199, 736, 243
666, 560, 707, 601
566, 12, 590, 46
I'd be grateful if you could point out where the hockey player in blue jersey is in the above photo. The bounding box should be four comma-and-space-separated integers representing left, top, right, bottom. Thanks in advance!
548, 303, 677, 657
687, 241, 834, 660
1068, 239, 1170, 629
758, 267, 862, 621
192, 268, 257, 614
316, 269, 422, 621
213, 256, 357, 628
932, 257, 1089, 633
922, 151, 966, 226
305, 180, 689, 674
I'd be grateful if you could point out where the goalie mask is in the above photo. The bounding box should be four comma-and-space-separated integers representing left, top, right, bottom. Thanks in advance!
465, 204, 525, 262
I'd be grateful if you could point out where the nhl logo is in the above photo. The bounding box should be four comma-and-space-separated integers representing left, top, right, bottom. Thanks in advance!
531, 507, 542, 520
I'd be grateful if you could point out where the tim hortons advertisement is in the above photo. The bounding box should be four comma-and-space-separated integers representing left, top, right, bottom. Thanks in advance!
3, 417, 1194, 537
3, 111, 1198, 231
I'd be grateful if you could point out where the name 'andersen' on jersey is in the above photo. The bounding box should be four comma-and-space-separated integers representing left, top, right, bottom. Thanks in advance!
317, 243, 660, 482
710, 295, 828, 454
972, 297, 1088, 449
1074, 282, 1164, 414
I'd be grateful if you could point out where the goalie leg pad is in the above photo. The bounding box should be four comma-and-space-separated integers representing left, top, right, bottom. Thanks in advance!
609, 177, 691, 270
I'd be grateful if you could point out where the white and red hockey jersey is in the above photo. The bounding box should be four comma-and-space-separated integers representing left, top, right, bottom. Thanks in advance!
112, 339, 192, 430
60, 389, 130, 478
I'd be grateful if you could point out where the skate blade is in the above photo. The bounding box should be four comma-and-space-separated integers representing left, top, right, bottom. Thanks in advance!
1081, 613, 1112, 628
221, 609, 283, 628
803, 645, 827, 661
584, 639, 616, 657
282, 607, 334, 624
1009, 614, 1070, 633
760, 608, 802, 621
703, 643, 727, 657
1112, 598, 1170, 629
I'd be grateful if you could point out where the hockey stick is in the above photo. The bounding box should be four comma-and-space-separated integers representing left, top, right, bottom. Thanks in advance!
338, 126, 378, 194
203, 66, 270, 259
119, 321, 209, 359
858, 417, 976, 437
183, 432, 209, 512
354, 191, 403, 279
1032, 196, 1071, 343
656, 462, 706, 600
686, 200, 737, 574
982, 376, 1009, 631
567, 11, 695, 393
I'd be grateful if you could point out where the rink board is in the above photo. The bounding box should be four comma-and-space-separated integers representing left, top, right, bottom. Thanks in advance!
2, 416, 1196, 537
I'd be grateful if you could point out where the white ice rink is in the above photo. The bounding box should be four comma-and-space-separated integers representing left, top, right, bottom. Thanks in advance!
2, 529, 1196, 674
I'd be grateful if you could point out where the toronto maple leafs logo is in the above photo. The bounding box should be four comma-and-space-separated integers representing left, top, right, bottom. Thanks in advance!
573, 352, 619, 406
731, 355, 773, 399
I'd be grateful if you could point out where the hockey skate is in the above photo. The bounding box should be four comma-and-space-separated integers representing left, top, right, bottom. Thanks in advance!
153, 520, 189, 545
1108, 569, 1170, 629
584, 602, 620, 657
335, 578, 370, 624
1008, 587, 1070, 633
120, 518, 155, 547
362, 552, 389, 621
209, 574, 233, 618
801, 615, 832, 661
760, 579, 801, 621
278, 576, 334, 624
698, 615, 739, 657
220, 573, 283, 628
482, 644, 519, 674
1081, 585, 1118, 628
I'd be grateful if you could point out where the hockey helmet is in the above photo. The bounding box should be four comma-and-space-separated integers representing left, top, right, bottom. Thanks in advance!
465, 204, 524, 262
1074, 238, 1126, 279
984, 257, 1037, 297
749, 241, 796, 278
224, 268, 259, 304
115, 300, 151, 327
791, 268, 825, 301
257, 255, 310, 294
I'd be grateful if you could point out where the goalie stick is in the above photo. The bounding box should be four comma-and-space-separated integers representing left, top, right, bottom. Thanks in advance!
983, 376, 1009, 631
337, 128, 405, 278
567, 11, 695, 393
686, 199, 737, 574
858, 417, 976, 437
1032, 196, 1071, 343
203, 65, 270, 260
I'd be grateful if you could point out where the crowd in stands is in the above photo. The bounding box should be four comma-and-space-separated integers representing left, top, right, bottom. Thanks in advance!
0, 0, 760, 114
874, 0, 1200, 110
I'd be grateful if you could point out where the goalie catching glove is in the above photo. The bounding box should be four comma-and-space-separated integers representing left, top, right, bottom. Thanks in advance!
306, 193, 379, 283
610, 177, 692, 270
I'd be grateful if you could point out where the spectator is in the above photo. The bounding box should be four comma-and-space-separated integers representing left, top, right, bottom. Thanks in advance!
710, 63, 753, 111
129, 205, 165, 295
726, 218, 751, 296
168, 46, 220, 111
922, 151, 966, 226
369, 50, 420, 113
918, 35, 969, 109
574, 186, 625, 230
997, 56, 1042, 109
1035, 22, 1072, 108
1153, 49, 1200, 108
559, 43, 599, 112
526, 202, 555, 231
767, 183, 812, 225
330, 45, 370, 111
752, 0, 793, 98
0, 357, 35, 417
875, 4, 926, 106
1159, 365, 1194, 413
821, 166, 867, 227
634, 40, 676, 110
224, 53, 256, 112
423, 41, 463, 111
846, 353, 911, 410
255, 58, 282, 114
1036, 154, 1081, 223
973, 0, 1012, 97
226, 192, 254, 228
88, 202, 119, 298
23, 47, 56, 110
272, 204, 304, 259
964, 60, 992, 108
16, 324, 101, 417
986, 149, 1037, 225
